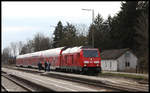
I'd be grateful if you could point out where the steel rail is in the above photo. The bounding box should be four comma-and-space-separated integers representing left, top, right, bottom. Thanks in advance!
2, 74, 33, 92
1, 85, 8, 92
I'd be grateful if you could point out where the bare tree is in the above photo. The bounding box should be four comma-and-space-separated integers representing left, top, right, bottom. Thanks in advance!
10, 42, 17, 57
74, 24, 88, 36
17, 41, 24, 55
32, 32, 52, 52
32, 32, 44, 51
19, 33, 53, 54
26, 39, 34, 53
2, 47, 12, 64
20, 44, 28, 54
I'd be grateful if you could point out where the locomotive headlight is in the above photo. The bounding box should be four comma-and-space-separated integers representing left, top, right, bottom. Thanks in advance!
94, 61, 99, 63
84, 64, 87, 66
84, 61, 89, 63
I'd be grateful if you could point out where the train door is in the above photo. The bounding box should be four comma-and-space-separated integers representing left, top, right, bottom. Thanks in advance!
71, 55, 73, 65
66, 55, 69, 66
60, 54, 63, 67
65, 55, 67, 66
60, 55, 63, 67
76, 53, 80, 66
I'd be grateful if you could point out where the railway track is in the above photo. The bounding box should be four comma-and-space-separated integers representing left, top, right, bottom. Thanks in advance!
3, 66, 149, 92
1, 71, 54, 92
1, 85, 8, 92
2, 74, 31, 92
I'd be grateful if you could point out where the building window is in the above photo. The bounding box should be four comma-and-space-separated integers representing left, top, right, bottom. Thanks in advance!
128, 62, 130, 67
110, 61, 112, 68
125, 52, 130, 57
125, 61, 130, 67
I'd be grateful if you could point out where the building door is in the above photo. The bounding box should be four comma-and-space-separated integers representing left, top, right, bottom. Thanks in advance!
110, 61, 112, 71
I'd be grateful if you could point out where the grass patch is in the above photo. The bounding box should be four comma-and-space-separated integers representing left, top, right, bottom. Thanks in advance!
99, 72, 148, 80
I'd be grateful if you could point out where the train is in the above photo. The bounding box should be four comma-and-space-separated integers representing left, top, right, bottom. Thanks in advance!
16, 46, 101, 73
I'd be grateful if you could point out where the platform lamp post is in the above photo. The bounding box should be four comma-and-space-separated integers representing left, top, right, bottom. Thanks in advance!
82, 8, 94, 48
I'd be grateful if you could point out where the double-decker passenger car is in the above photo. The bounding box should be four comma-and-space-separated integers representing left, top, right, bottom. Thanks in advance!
16, 46, 101, 73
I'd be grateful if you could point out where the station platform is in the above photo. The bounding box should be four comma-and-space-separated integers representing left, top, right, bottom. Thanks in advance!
2, 67, 109, 92
12, 67, 143, 86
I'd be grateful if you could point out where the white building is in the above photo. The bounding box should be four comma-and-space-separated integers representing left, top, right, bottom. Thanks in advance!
101, 48, 138, 72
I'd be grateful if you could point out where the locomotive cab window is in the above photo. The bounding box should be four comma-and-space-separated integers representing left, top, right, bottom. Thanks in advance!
83, 50, 99, 57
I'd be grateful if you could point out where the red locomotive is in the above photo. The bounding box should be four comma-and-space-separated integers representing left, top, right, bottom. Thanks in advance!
16, 46, 101, 73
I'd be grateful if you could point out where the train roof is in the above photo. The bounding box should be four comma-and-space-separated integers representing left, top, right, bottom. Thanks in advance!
17, 47, 64, 59
17, 46, 98, 59
42, 47, 64, 57
62, 46, 82, 54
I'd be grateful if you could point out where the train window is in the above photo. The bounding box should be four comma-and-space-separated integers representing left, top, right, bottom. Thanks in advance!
77, 53, 80, 58
55, 57, 56, 62
72, 55, 74, 64
52, 57, 54, 63
67, 56, 69, 64
53, 57, 55, 63
83, 50, 99, 57
55, 57, 57, 62
77, 53, 80, 62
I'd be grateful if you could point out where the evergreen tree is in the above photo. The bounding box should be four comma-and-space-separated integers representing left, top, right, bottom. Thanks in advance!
110, 1, 138, 51
134, 12, 148, 73
88, 24, 94, 47
88, 14, 104, 48
88, 14, 111, 51
53, 21, 63, 48
61, 22, 77, 47
76, 34, 88, 46
137, 1, 149, 14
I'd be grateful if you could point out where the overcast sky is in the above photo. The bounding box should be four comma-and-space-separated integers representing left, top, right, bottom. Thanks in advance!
2, 1, 121, 50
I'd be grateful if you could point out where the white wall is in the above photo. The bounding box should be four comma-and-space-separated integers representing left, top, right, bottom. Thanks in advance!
101, 60, 117, 71
117, 51, 137, 71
